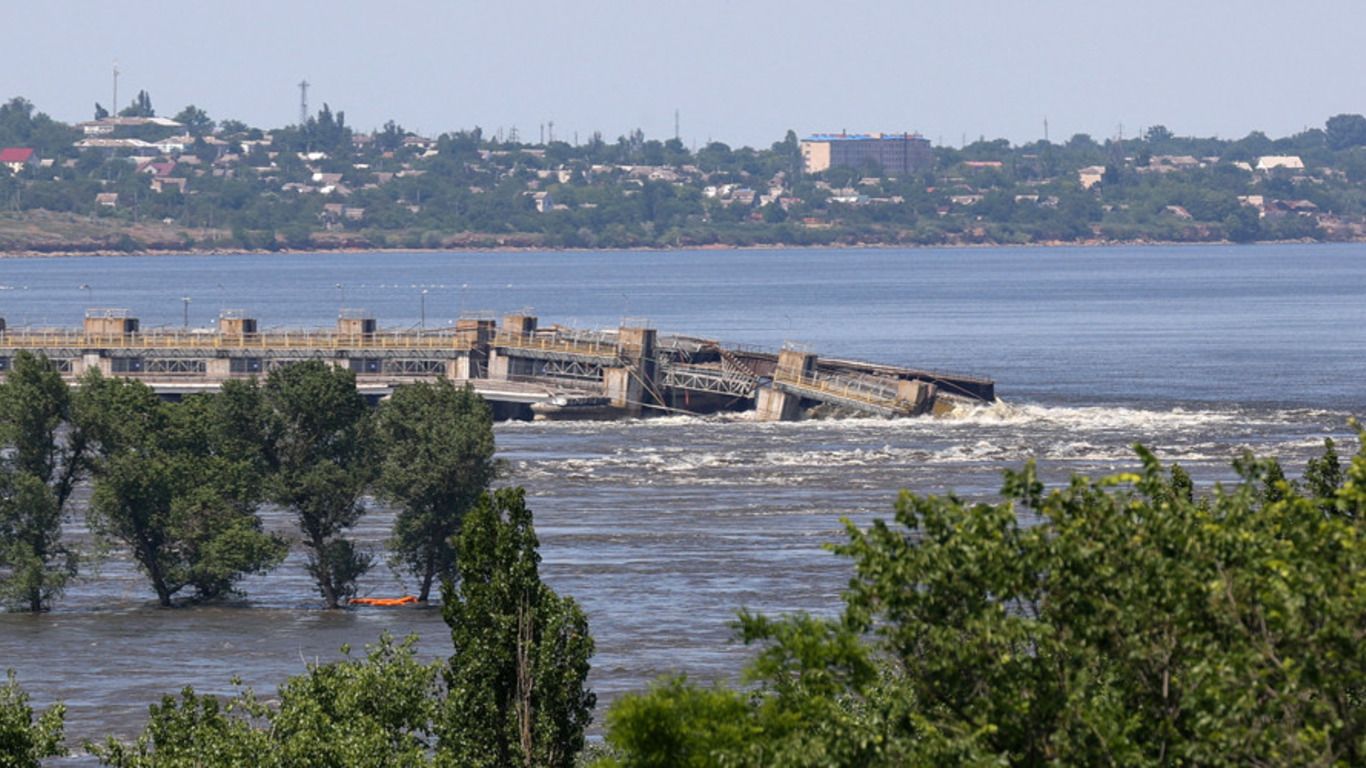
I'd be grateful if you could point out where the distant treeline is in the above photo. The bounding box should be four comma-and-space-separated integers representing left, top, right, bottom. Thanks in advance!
4, 95, 1366, 251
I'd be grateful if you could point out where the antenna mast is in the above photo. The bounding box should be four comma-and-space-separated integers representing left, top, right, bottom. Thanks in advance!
674, 109, 680, 142
112, 61, 119, 114
298, 80, 310, 125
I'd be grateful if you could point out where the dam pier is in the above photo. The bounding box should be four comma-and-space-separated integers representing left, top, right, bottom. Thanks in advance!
0, 309, 994, 420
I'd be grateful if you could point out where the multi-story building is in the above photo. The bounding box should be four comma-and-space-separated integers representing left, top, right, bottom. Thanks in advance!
800, 132, 933, 176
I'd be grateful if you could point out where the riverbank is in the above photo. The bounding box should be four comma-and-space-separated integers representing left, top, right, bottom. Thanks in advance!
0, 210, 1348, 260
0, 232, 1339, 259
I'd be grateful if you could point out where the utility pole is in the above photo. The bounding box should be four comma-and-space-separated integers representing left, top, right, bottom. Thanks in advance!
298, 80, 310, 125
420, 288, 427, 331
112, 61, 119, 114
181, 296, 191, 330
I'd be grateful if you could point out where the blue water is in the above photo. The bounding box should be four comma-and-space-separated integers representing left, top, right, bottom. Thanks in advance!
3, 243, 1363, 408
1, 243, 1363, 753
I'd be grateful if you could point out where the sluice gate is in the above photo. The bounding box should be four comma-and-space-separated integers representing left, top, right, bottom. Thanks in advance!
0, 310, 994, 421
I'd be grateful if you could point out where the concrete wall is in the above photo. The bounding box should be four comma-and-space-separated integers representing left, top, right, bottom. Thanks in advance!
756, 386, 801, 421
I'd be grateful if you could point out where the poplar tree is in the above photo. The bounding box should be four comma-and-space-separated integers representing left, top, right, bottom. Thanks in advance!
439, 488, 595, 768
375, 381, 496, 602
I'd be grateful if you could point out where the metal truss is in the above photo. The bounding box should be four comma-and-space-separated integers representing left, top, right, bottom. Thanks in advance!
144, 358, 208, 374
538, 358, 604, 382
659, 360, 759, 398
383, 359, 447, 376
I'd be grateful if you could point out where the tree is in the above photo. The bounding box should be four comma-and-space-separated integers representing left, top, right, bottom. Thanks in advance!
87, 633, 440, 767
262, 361, 374, 608
1325, 113, 1366, 150
173, 105, 214, 137
0, 669, 65, 767
601, 438, 1366, 766
375, 381, 496, 602
79, 374, 285, 606
118, 90, 154, 118
0, 473, 67, 614
439, 488, 595, 768
0, 352, 88, 611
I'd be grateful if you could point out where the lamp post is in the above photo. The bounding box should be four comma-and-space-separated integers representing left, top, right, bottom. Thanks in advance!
335, 283, 344, 314
181, 296, 191, 330
420, 288, 428, 332
80, 283, 92, 307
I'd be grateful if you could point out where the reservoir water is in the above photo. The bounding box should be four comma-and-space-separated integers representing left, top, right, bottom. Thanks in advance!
1, 243, 1363, 750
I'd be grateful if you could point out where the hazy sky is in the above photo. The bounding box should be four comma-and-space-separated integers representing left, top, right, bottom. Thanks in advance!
5, 1, 1363, 148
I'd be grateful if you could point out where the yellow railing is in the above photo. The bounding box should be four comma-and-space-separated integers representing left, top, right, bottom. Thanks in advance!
773, 369, 907, 411
493, 331, 619, 357
0, 331, 477, 352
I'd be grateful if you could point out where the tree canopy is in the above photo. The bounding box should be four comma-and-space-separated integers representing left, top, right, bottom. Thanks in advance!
600, 437, 1366, 767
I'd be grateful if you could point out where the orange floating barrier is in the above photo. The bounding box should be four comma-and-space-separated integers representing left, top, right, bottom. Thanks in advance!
349, 595, 419, 607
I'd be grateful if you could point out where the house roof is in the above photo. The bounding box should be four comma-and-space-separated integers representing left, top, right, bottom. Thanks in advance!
0, 147, 35, 163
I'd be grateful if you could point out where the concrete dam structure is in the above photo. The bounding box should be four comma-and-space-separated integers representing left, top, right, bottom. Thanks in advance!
0, 309, 995, 421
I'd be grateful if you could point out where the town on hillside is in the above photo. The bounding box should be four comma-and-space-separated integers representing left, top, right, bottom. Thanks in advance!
3, 92, 1366, 253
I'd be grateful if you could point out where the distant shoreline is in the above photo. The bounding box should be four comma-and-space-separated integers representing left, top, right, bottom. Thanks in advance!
0, 236, 1342, 260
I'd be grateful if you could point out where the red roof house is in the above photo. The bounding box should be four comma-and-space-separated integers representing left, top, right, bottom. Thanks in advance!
0, 147, 37, 172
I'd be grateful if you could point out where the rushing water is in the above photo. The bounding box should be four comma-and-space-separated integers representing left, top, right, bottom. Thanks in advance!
1, 244, 1363, 752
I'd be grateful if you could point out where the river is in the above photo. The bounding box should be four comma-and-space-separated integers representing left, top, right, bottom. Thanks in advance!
0, 243, 1362, 753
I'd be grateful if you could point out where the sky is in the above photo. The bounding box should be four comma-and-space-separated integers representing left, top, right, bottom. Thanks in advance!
4, 0, 1364, 149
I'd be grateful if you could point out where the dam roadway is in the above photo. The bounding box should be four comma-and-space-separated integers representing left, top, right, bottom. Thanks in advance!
0, 308, 995, 420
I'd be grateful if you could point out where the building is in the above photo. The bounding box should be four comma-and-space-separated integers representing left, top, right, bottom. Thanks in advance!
1256, 155, 1305, 172
0, 147, 37, 173
800, 132, 932, 176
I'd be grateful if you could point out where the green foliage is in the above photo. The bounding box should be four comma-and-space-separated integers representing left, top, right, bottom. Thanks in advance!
262, 361, 375, 608
117, 90, 154, 119
87, 633, 440, 768
0, 669, 65, 767
172, 105, 213, 137
439, 488, 595, 768
376, 381, 496, 602
86, 687, 272, 767
0, 472, 70, 612
0, 352, 86, 611
271, 633, 441, 767
79, 373, 285, 606
602, 439, 1366, 767
600, 677, 755, 767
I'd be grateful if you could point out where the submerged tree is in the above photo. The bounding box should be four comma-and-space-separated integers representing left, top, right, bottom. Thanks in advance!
0, 352, 89, 611
376, 381, 496, 602
262, 361, 374, 609
79, 374, 285, 606
440, 488, 595, 768
601, 437, 1366, 767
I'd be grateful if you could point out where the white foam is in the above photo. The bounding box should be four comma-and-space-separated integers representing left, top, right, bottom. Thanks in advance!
937, 400, 1241, 432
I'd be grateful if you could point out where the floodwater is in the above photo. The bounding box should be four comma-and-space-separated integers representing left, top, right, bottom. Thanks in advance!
0, 244, 1363, 755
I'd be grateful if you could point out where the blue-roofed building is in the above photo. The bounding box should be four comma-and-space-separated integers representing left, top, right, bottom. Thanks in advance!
800, 132, 932, 176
